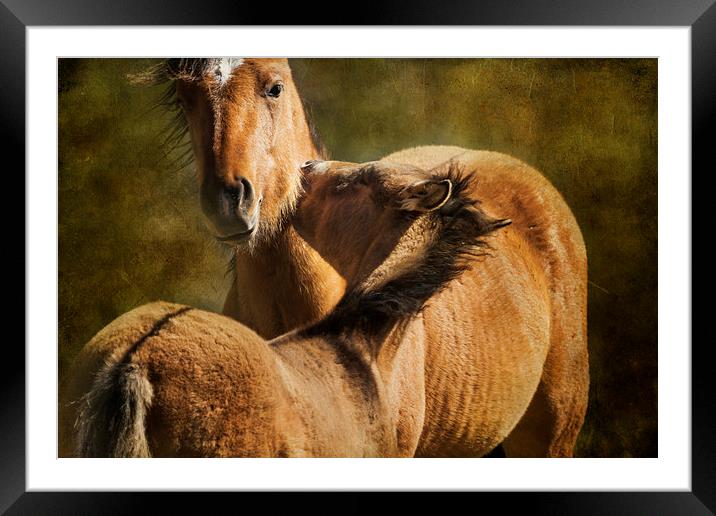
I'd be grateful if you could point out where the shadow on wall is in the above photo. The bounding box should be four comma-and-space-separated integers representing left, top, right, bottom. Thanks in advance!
58, 58, 657, 458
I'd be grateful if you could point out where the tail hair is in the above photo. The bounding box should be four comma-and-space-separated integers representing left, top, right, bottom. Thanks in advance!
75, 359, 153, 458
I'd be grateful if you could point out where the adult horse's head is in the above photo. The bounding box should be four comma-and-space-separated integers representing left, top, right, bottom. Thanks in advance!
137, 58, 322, 246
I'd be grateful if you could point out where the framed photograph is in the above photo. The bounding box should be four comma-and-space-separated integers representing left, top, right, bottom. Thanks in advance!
10, 0, 705, 512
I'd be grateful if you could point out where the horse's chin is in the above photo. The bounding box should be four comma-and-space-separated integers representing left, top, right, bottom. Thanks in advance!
215, 225, 257, 245
211, 201, 263, 246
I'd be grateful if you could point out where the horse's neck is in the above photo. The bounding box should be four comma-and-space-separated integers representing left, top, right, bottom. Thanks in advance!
226, 225, 345, 339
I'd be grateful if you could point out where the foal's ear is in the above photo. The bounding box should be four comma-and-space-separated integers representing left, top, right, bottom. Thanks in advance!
300, 160, 330, 174
399, 179, 453, 212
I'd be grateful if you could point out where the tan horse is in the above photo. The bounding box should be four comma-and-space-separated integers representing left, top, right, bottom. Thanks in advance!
299, 155, 589, 457
136, 58, 346, 338
71, 161, 509, 457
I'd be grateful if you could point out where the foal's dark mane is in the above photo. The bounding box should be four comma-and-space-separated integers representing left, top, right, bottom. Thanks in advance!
128, 58, 327, 170
306, 164, 511, 338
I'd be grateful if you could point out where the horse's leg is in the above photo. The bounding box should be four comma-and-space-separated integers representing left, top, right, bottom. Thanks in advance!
502, 328, 589, 458
502, 274, 589, 458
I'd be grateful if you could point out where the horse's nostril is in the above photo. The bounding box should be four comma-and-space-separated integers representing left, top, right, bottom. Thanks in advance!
239, 177, 255, 207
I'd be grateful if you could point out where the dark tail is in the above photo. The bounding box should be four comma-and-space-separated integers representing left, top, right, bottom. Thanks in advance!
75, 358, 153, 458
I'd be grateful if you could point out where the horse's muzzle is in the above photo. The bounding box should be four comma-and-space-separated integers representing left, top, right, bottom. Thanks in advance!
202, 177, 261, 243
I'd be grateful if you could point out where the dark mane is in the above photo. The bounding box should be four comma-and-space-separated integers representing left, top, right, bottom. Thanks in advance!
308, 164, 511, 337
129, 58, 219, 85
128, 58, 326, 169
127, 59, 208, 171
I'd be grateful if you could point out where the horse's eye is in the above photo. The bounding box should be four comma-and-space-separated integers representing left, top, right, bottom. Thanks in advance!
267, 83, 283, 98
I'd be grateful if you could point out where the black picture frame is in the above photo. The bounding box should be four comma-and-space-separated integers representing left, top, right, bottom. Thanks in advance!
5, 1, 707, 513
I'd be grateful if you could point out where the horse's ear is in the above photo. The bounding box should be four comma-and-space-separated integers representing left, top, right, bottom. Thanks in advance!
399, 179, 453, 212
300, 160, 331, 174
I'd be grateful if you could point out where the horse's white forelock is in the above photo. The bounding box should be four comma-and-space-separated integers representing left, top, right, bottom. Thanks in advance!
215, 58, 245, 86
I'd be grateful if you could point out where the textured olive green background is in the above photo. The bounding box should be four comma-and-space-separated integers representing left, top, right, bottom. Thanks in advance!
58, 58, 657, 457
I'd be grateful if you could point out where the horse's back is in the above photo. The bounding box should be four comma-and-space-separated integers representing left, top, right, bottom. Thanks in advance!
383, 145, 589, 457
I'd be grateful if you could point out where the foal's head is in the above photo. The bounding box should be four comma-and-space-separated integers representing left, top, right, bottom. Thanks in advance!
296, 160, 511, 324
136, 58, 321, 247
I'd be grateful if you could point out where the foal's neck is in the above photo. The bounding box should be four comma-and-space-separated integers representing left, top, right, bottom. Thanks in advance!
226, 225, 345, 339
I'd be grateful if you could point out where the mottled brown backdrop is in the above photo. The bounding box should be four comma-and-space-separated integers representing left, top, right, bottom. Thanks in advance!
58, 58, 657, 457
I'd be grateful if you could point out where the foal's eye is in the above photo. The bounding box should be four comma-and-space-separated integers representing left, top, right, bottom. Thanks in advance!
266, 83, 284, 98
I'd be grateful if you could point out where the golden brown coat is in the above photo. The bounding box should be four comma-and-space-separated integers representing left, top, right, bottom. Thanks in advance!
381, 146, 588, 456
